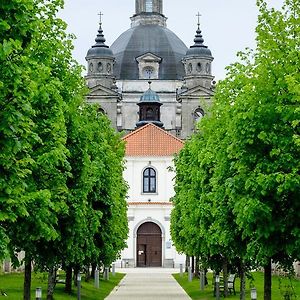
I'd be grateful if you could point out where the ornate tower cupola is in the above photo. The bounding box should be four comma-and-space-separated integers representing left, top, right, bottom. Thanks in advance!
85, 14, 116, 89
131, 0, 167, 27
136, 82, 163, 128
182, 14, 214, 89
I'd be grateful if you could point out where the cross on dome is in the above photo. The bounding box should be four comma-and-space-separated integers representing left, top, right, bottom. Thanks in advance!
196, 12, 202, 28
98, 12, 103, 25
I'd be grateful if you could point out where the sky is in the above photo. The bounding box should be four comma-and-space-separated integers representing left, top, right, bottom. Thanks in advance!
59, 0, 284, 81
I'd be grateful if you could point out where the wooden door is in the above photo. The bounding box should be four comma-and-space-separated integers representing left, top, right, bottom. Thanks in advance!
137, 244, 147, 267
137, 222, 162, 267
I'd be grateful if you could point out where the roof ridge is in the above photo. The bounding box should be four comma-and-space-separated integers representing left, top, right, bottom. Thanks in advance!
122, 123, 184, 145
149, 123, 184, 144
122, 123, 152, 141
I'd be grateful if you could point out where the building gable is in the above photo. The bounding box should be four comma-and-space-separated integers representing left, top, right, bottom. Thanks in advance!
123, 123, 184, 156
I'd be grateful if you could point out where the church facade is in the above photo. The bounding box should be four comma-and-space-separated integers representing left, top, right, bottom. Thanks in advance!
85, 0, 215, 267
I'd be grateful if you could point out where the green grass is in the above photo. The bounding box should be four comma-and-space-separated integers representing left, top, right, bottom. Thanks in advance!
173, 272, 300, 300
0, 272, 125, 299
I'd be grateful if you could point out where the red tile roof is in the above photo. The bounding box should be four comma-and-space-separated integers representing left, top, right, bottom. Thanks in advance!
123, 123, 184, 156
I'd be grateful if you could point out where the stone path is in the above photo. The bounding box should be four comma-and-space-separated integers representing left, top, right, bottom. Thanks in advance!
105, 268, 191, 299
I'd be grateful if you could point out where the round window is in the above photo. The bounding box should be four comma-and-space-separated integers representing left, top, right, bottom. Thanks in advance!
193, 107, 204, 122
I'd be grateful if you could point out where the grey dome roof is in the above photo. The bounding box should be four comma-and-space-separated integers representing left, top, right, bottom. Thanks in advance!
185, 27, 212, 57
139, 86, 161, 103
86, 24, 114, 59
186, 46, 212, 57
111, 25, 188, 80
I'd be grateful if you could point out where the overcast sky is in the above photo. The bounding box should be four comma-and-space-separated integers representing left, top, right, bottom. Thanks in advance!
59, 0, 284, 81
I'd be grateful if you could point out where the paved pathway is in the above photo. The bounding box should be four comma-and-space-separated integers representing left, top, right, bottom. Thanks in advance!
105, 268, 191, 299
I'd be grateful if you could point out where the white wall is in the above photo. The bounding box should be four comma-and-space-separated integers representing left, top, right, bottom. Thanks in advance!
117, 155, 185, 267
124, 156, 176, 202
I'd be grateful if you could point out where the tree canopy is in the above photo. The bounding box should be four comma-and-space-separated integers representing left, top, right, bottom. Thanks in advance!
0, 0, 128, 298
171, 0, 300, 299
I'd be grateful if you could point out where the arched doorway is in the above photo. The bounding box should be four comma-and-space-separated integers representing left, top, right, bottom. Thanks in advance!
137, 222, 162, 267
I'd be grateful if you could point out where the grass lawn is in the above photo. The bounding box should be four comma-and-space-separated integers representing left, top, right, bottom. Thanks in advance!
0, 271, 125, 299
173, 272, 300, 300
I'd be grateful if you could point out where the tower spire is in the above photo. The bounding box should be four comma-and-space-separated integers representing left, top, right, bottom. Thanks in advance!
196, 12, 201, 29
190, 13, 207, 49
93, 12, 109, 49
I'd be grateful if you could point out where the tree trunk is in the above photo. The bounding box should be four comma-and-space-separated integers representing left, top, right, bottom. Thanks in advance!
185, 255, 190, 272
73, 266, 80, 287
47, 267, 57, 300
65, 266, 72, 294
223, 258, 228, 297
239, 262, 246, 300
85, 265, 90, 282
23, 258, 32, 300
91, 264, 96, 279
195, 256, 200, 278
191, 256, 195, 274
264, 260, 272, 300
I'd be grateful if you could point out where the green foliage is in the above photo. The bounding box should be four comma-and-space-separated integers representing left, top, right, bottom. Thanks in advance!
0, 0, 128, 281
171, 0, 300, 277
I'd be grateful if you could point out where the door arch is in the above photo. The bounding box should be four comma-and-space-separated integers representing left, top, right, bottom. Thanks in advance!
137, 222, 162, 267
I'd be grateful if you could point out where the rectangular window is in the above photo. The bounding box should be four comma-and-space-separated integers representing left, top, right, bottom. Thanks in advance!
145, 0, 153, 12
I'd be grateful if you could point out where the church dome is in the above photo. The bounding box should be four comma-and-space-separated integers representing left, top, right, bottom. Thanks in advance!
111, 24, 188, 80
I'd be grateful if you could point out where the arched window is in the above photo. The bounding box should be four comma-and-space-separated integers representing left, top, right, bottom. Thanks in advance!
193, 107, 204, 122
143, 167, 156, 193
145, 0, 153, 12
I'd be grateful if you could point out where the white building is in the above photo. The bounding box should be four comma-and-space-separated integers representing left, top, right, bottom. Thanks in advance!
117, 123, 185, 267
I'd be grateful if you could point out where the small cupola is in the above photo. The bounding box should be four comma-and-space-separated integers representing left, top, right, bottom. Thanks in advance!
182, 13, 214, 89
86, 14, 116, 89
136, 82, 163, 128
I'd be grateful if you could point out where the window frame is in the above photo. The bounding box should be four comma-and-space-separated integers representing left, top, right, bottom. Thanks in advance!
142, 167, 157, 193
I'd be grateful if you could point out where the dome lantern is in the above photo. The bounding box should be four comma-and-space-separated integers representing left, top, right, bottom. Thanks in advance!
136, 82, 163, 128
131, 0, 167, 27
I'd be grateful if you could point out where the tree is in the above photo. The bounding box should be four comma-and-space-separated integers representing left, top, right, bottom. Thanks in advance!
221, 1, 300, 298
0, 0, 40, 261
171, 1, 300, 300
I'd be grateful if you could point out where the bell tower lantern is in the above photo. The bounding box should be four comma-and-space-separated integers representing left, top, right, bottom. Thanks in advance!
135, 0, 163, 15
131, 0, 167, 27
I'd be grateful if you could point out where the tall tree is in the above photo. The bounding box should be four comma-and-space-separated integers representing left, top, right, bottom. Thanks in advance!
172, 2, 300, 300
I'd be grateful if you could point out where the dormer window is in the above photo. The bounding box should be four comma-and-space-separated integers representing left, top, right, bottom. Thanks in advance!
145, 0, 153, 12
136, 52, 162, 80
